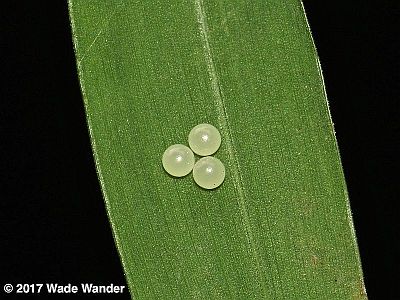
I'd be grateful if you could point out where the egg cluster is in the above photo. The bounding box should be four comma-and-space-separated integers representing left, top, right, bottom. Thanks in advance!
162, 123, 225, 189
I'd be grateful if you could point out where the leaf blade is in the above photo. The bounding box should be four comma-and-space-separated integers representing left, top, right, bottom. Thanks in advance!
69, 0, 366, 299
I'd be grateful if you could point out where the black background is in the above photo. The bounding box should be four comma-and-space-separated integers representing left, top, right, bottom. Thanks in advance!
1, 1, 398, 299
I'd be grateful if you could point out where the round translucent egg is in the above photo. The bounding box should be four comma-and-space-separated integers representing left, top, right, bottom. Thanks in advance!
162, 144, 195, 177
193, 156, 225, 189
188, 123, 221, 156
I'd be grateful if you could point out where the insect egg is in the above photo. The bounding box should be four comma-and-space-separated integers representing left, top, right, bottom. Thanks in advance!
193, 156, 225, 189
162, 144, 195, 177
188, 123, 221, 156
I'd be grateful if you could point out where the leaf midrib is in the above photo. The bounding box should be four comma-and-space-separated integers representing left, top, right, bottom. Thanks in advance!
195, 0, 269, 296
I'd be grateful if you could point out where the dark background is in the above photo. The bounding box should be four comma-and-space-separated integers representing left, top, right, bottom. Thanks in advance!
1, 1, 398, 299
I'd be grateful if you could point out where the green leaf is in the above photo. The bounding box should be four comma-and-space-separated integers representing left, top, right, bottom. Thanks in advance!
69, 0, 366, 299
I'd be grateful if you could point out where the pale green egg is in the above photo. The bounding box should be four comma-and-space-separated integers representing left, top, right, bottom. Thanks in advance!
162, 144, 195, 177
188, 123, 221, 156
193, 156, 225, 189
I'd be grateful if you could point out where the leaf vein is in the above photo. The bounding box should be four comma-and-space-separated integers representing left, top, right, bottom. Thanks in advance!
194, 0, 268, 296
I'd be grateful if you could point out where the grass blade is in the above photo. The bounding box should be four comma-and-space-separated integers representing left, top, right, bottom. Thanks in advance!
69, 0, 366, 298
